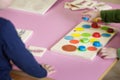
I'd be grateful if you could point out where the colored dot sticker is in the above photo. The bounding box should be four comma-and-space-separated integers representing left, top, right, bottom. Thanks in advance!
82, 24, 91, 29
64, 36, 73, 40
71, 33, 81, 37
62, 44, 77, 52
89, 38, 98, 42
102, 33, 111, 37
74, 27, 84, 31
87, 46, 97, 51
92, 32, 101, 38
93, 41, 101, 47
107, 28, 114, 33
81, 33, 91, 37
70, 40, 79, 44
101, 26, 109, 30
78, 45, 86, 51
80, 38, 89, 43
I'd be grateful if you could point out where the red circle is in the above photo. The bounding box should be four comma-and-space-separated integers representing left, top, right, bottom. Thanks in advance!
92, 32, 101, 38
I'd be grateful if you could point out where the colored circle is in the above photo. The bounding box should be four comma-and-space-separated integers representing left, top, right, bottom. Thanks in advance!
62, 44, 77, 52
93, 41, 101, 47
70, 40, 79, 44
89, 38, 98, 42
80, 38, 89, 43
71, 33, 81, 37
101, 26, 109, 30
102, 33, 111, 37
107, 28, 114, 33
64, 36, 73, 40
92, 32, 101, 38
81, 33, 91, 37
82, 24, 91, 28
87, 46, 97, 51
78, 46, 86, 51
74, 27, 84, 31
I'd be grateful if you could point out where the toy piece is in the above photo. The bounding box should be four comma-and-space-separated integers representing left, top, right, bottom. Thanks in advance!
93, 17, 103, 23
91, 22, 100, 28
82, 16, 89, 21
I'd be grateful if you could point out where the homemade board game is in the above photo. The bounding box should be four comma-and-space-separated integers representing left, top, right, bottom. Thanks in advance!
51, 22, 117, 60
16, 29, 33, 43
10, 0, 57, 15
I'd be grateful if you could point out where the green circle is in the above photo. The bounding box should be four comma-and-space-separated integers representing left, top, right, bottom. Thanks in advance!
80, 38, 89, 43
101, 26, 109, 30
81, 33, 91, 37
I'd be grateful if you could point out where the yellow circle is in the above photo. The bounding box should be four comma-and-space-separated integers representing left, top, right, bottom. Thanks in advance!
71, 33, 81, 37
74, 27, 84, 31
90, 38, 98, 42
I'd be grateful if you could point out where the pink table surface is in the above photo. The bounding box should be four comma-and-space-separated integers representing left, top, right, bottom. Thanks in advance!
0, 0, 120, 80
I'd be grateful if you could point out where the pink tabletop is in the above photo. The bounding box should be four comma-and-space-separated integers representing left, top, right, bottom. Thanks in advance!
0, 0, 120, 80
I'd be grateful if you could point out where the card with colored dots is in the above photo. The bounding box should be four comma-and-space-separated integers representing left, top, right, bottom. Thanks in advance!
28, 46, 47, 57
51, 22, 117, 60
16, 29, 33, 43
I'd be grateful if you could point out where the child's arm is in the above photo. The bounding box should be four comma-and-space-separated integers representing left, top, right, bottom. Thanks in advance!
101, 9, 120, 23
0, 18, 48, 78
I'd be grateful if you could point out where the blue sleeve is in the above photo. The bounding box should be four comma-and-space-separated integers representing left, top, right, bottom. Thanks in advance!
0, 18, 47, 78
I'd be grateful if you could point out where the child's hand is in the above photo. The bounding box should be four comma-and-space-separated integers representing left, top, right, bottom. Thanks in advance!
42, 64, 55, 76
99, 47, 117, 59
82, 10, 101, 22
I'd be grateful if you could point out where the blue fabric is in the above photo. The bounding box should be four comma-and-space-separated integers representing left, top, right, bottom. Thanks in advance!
0, 17, 47, 80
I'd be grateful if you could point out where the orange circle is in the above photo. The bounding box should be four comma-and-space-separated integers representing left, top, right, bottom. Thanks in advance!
70, 40, 79, 44
87, 46, 97, 51
62, 45, 77, 52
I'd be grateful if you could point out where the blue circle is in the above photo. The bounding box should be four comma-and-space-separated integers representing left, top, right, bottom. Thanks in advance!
93, 41, 101, 47
102, 33, 111, 37
82, 24, 91, 29
64, 36, 73, 40
78, 45, 86, 51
